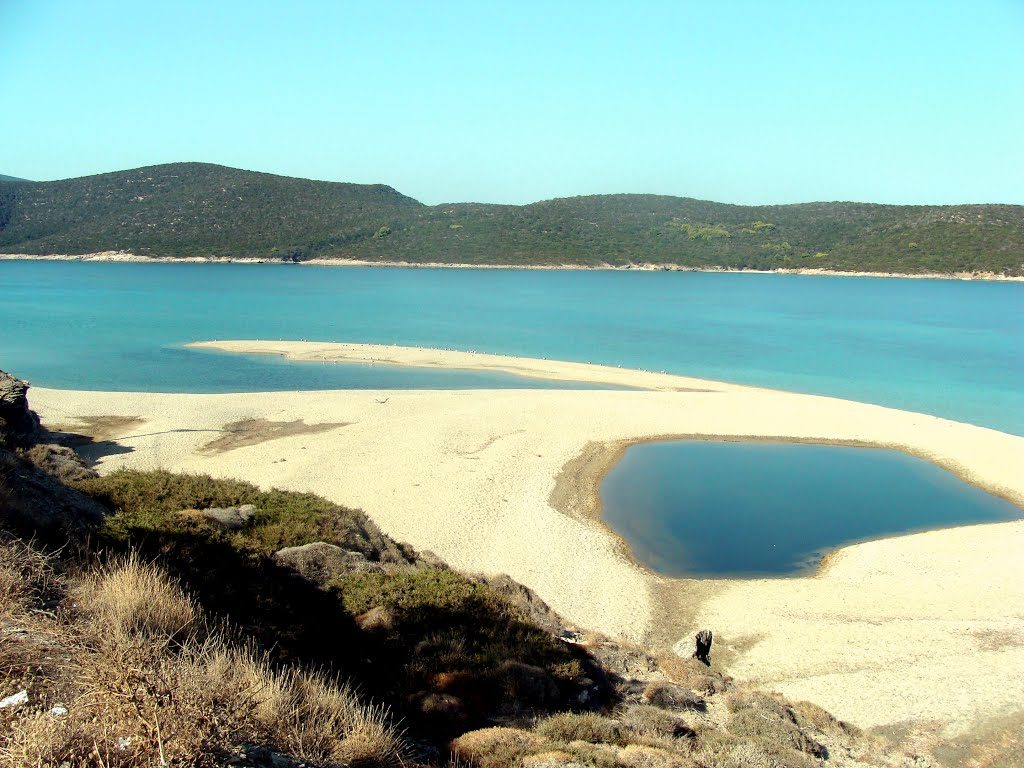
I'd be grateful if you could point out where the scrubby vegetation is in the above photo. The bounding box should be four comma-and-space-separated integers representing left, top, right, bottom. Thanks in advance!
51, 470, 593, 738
1, 162, 1021, 275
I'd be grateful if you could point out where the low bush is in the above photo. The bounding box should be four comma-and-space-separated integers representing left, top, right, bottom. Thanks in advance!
79, 469, 410, 561
535, 712, 627, 746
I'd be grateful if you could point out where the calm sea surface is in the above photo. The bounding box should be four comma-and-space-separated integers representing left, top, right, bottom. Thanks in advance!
601, 441, 1022, 577
0, 261, 1021, 434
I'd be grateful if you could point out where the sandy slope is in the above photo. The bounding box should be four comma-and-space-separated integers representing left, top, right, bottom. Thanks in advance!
29, 341, 1024, 733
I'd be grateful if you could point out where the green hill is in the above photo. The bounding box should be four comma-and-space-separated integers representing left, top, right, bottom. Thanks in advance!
1, 162, 1021, 275
0, 174, 29, 182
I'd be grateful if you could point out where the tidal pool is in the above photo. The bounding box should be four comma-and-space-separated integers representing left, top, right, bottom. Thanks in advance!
600, 440, 1021, 578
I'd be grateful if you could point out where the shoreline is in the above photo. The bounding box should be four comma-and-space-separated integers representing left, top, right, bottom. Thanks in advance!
191, 339, 1024, 508
26, 343, 1024, 731
2, 251, 1021, 282
548, 433, 1024, 586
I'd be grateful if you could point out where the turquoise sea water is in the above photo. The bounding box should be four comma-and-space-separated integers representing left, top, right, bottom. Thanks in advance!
0, 261, 1021, 434
601, 441, 1022, 577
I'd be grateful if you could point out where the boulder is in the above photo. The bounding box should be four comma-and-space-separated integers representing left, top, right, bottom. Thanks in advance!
273, 541, 387, 586
200, 504, 256, 530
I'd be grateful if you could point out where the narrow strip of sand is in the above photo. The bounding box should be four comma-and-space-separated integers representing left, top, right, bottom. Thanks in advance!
186, 339, 720, 391
3, 252, 1023, 280
29, 341, 1024, 734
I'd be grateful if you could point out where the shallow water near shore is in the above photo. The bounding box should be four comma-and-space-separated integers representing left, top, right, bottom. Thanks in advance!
1, 260, 1021, 433
600, 441, 1022, 577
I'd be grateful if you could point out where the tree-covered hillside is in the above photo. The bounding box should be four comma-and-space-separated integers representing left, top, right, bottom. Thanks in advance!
1, 162, 1021, 275
0, 163, 419, 261
0, 174, 29, 182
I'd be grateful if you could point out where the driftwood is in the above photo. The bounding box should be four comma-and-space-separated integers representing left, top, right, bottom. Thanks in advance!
692, 629, 712, 666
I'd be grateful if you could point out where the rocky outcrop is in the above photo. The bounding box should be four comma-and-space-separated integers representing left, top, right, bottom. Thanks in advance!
474, 573, 576, 638
0, 371, 104, 538
274, 541, 389, 586
0, 447, 107, 538
0, 370, 40, 447
329, 509, 419, 566
24, 443, 98, 484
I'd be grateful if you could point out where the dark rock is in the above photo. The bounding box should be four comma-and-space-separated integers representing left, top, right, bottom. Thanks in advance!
274, 541, 388, 586
0, 370, 40, 447
692, 628, 712, 666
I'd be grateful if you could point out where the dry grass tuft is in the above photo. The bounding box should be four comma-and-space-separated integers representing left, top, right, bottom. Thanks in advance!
701, 740, 817, 768
656, 655, 728, 695
450, 727, 549, 768
0, 537, 57, 610
790, 699, 860, 738
73, 553, 202, 643
535, 712, 628, 746
617, 704, 693, 740
616, 743, 697, 768
0, 543, 407, 768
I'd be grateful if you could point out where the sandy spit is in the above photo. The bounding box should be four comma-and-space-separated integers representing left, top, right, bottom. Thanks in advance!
29, 341, 1024, 733
1, 252, 1021, 281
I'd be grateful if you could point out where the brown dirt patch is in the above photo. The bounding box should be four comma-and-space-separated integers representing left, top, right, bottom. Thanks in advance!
49, 415, 145, 443
198, 418, 348, 454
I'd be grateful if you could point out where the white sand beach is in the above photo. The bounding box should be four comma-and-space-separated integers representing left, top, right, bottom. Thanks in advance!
3, 252, 1022, 281
29, 341, 1024, 734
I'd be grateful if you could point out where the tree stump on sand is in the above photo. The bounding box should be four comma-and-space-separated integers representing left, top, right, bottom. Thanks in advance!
692, 629, 712, 666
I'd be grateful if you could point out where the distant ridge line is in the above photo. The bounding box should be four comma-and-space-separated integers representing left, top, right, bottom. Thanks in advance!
1, 162, 1021, 275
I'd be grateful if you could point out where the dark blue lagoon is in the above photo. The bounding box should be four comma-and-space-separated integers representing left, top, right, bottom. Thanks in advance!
600, 441, 1022, 578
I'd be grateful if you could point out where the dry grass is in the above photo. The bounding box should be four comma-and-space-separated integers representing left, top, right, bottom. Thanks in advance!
696, 739, 817, 768
0, 543, 407, 768
724, 692, 824, 760
450, 726, 550, 768
535, 712, 628, 746
72, 554, 202, 644
0, 537, 56, 610
656, 655, 729, 696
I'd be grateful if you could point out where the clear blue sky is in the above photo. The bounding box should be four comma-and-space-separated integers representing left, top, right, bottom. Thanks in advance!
2, 1, 1022, 205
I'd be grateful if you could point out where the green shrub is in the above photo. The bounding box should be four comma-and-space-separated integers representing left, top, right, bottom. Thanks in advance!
78, 469, 408, 560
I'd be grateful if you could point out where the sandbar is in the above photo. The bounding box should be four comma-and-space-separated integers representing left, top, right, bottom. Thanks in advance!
29, 340, 1024, 734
